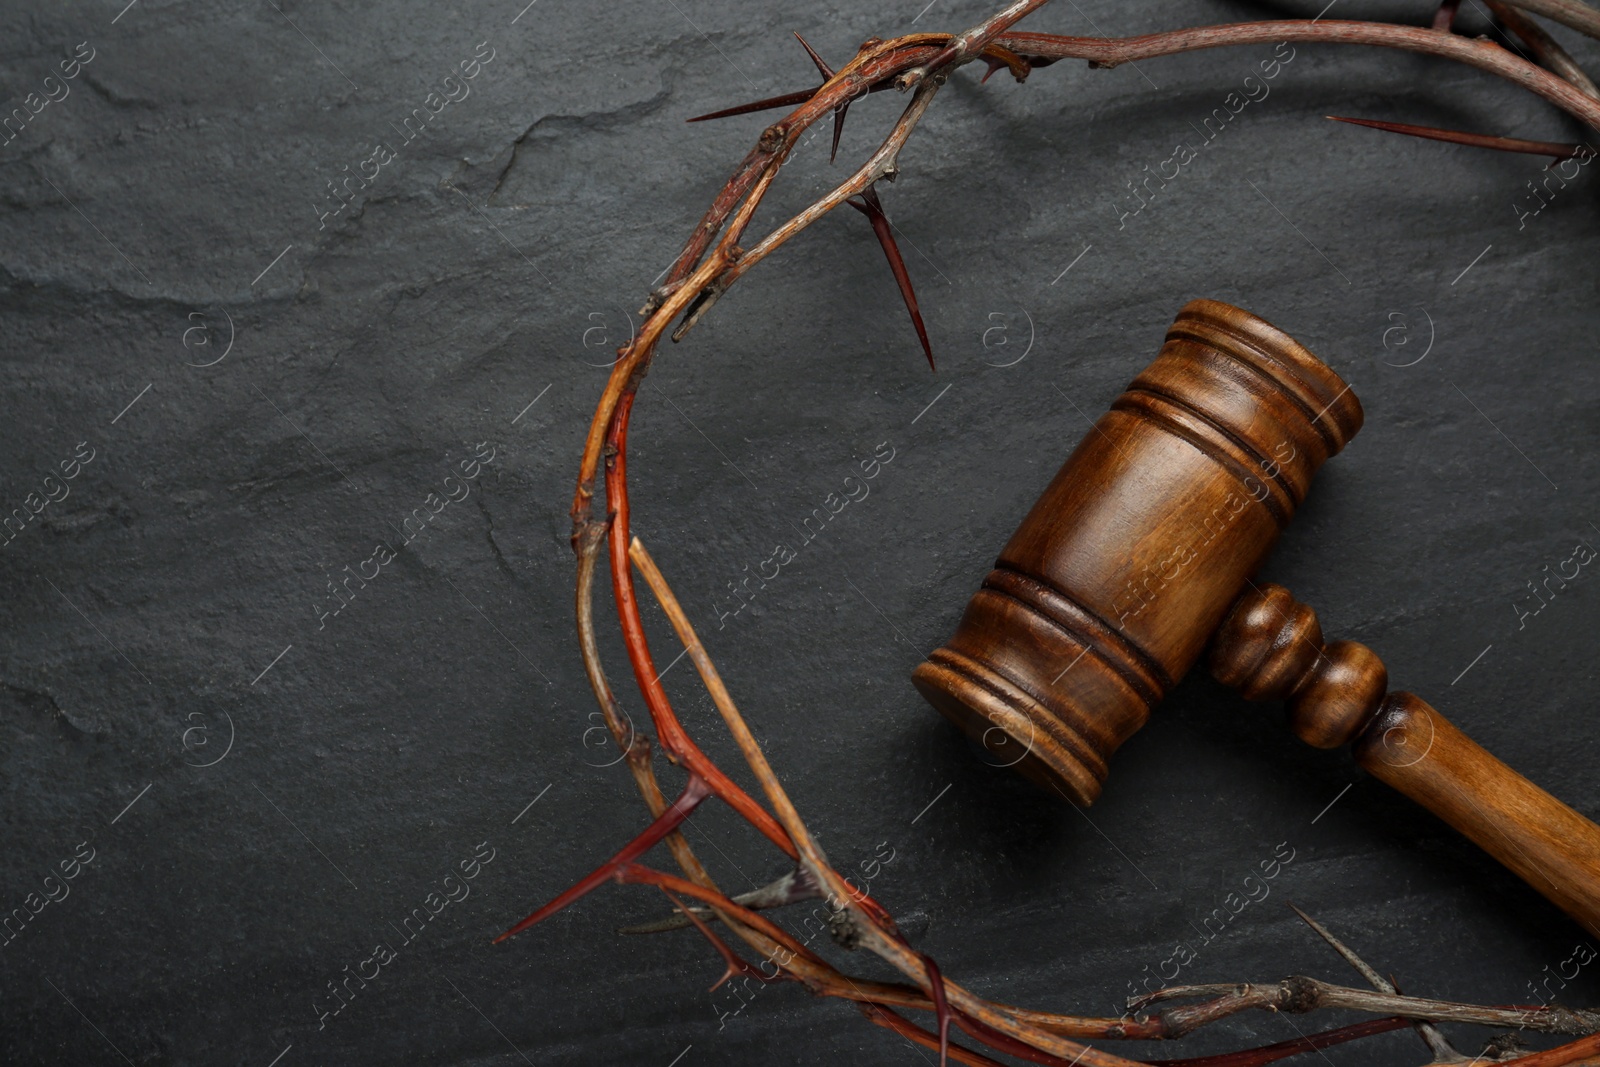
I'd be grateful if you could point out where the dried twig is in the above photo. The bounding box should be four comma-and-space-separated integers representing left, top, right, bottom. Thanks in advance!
1134, 978, 1600, 1035
1287, 903, 1460, 1062
617, 867, 820, 935
991, 23, 1600, 127
1144, 1018, 1414, 1067
1503, 0, 1600, 41
1490, 0, 1600, 96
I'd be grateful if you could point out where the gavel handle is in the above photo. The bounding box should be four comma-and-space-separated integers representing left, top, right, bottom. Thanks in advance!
1355, 692, 1600, 939
1212, 583, 1600, 938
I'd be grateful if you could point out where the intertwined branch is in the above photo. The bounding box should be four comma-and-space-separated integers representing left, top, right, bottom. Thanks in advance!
507, 4, 1600, 1064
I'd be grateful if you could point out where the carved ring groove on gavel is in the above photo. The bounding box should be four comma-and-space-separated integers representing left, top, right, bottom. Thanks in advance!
913, 298, 1600, 938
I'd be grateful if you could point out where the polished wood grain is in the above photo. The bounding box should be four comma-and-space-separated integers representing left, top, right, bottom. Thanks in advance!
1216, 584, 1600, 936
1210, 583, 1388, 750
914, 297, 1600, 938
913, 298, 1363, 803
1357, 693, 1600, 939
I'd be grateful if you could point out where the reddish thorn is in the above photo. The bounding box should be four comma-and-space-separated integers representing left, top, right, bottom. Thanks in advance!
1327, 114, 1588, 162
659, 887, 774, 992
687, 87, 818, 123
845, 187, 935, 373
789, 33, 851, 165
494, 776, 710, 942
792, 31, 835, 80
982, 57, 1007, 83
859, 1004, 1012, 1067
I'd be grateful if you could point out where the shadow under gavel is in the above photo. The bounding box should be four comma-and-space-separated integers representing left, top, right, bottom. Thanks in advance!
913, 298, 1600, 938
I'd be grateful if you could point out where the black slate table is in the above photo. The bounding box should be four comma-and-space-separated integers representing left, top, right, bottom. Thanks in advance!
3, 1, 1598, 1064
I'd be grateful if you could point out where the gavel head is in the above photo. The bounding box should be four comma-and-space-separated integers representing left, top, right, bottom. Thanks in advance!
912, 299, 1364, 805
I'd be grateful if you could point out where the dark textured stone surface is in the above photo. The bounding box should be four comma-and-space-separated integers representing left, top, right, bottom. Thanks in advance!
2, 1, 1598, 1064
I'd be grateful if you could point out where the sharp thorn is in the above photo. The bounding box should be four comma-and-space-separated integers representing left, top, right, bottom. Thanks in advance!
846, 187, 934, 373
1326, 114, 1587, 162
658, 887, 768, 993
1288, 902, 1391, 991
687, 87, 819, 123
494, 779, 709, 942
792, 31, 835, 80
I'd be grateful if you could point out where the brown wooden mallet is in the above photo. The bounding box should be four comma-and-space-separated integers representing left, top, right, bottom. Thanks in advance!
913, 298, 1600, 938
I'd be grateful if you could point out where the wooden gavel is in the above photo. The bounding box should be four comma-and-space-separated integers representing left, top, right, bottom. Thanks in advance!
913, 299, 1600, 937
